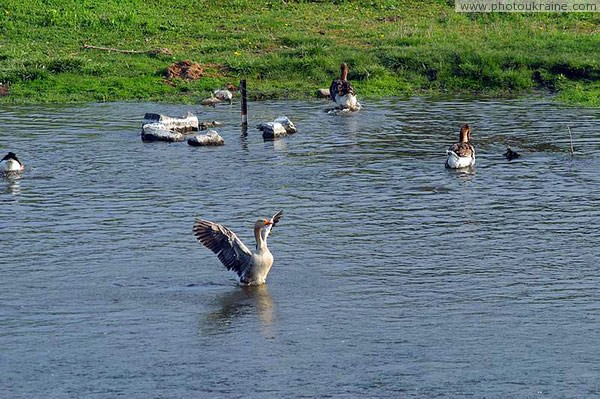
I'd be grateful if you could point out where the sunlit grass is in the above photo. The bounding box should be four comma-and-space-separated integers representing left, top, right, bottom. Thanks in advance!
0, 0, 598, 105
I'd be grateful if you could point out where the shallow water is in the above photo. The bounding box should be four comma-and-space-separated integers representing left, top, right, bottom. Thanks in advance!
1, 98, 599, 397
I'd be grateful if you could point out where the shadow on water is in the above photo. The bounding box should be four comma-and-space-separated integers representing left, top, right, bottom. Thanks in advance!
200, 285, 274, 337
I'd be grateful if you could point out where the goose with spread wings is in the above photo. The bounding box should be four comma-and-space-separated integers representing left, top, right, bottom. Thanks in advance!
193, 211, 283, 285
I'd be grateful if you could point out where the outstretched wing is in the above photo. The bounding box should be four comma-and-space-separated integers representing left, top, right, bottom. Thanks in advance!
265, 210, 283, 238
193, 219, 252, 277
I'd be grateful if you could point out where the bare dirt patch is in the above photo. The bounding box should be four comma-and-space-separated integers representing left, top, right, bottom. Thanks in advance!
164, 60, 205, 80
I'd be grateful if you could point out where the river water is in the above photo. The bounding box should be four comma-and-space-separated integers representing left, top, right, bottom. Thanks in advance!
1, 98, 599, 397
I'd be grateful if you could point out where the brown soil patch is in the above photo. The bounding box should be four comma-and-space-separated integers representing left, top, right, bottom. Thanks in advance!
0, 83, 9, 97
165, 60, 205, 80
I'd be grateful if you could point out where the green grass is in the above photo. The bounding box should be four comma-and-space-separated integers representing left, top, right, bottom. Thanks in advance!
0, 0, 599, 105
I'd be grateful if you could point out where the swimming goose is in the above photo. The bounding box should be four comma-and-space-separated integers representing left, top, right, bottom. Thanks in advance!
0, 152, 24, 173
445, 124, 475, 169
193, 211, 283, 285
329, 63, 361, 111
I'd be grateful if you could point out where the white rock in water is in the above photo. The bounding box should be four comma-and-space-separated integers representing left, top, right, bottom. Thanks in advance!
187, 130, 225, 146
316, 88, 331, 98
257, 115, 297, 139
258, 122, 287, 139
273, 116, 297, 134
142, 112, 198, 132
141, 123, 185, 142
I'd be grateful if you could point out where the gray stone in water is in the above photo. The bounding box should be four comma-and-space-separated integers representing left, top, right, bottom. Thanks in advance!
258, 116, 297, 139
187, 130, 225, 146
273, 116, 297, 134
316, 88, 331, 98
199, 120, 222, 130
258, 122, 287, 139
142, 112, 198, 133
141, 123, 185, 142
201, 97, 221, 107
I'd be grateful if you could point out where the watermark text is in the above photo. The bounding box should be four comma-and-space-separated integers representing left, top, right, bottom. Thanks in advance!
456, 0, 599, 12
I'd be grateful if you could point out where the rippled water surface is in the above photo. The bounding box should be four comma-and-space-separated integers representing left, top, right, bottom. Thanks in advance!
1, 98, 600, 397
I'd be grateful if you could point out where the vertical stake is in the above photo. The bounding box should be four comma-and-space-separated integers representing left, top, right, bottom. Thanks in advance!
567, 125, 574, 157
241, 79, 248, 129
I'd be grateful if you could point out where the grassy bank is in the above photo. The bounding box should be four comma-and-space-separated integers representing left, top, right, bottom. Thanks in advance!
0, 0, 599, 105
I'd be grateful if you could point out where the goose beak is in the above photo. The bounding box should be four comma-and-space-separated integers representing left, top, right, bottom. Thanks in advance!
264, 219, 273, 225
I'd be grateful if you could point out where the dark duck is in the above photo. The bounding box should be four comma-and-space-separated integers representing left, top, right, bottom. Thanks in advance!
504, 148, 520, 161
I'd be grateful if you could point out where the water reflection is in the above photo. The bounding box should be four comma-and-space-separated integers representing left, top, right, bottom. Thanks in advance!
239, 126, 249, 151
202, 285, 274, 337
2, 175, 21, 195
446, 166, 477, 181
271, 138, 288, 152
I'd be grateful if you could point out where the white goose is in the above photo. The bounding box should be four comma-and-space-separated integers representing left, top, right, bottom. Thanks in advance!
193, 211, 283, 285
0, 152, 24, 173
445, 124, 475, 169
329, 63, 361, 111
213, 89, 233, 104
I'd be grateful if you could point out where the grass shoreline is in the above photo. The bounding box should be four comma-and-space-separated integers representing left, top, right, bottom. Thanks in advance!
1, 0, 599, 106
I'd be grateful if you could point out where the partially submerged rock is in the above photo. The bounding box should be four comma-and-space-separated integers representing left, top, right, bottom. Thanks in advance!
141, 123, 185, 142
142, 112, 198, 133
187, 130, 225, 146
316, 88, 331, 98
141, 112, 222, 143
258, 122, 287, 138
257, 116, 297, 139
199, 121, 222, 130
201, 97, 221, 107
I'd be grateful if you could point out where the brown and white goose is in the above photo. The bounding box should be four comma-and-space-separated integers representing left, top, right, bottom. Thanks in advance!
193, 211, 283, 285
445, 124, 476, 169
329, 63, 361, 111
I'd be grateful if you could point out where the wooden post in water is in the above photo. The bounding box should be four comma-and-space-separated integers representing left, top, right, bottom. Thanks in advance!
567, 125, 574, 157
240, 79, 248, 130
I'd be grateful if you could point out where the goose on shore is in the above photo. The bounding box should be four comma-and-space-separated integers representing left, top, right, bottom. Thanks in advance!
213, 89, 233, 104
0, 152, 24, 173
445, 124, 475, 169
193, 211, 283, 285
329, 63, 361, 111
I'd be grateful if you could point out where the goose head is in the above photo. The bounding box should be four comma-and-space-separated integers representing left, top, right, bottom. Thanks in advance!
253, 218, 274, 248
459, 124, 471, 143
340, 63, 349, 82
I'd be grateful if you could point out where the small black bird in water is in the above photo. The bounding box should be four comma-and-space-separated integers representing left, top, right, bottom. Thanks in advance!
504, 148, 520, 161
